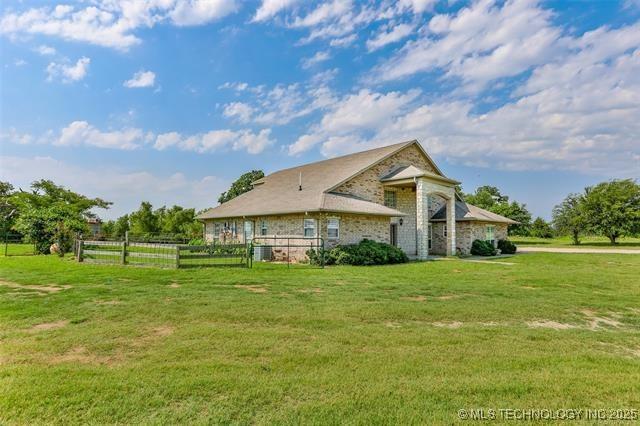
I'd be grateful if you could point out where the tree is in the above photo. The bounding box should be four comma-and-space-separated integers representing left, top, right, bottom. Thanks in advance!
581, 179, 640, 244
101, 220, 115, 239
113, 214, 130, 239
11, 180, 111, 254
160, 205, 202, 238
530, 217, 554, 238
218, 170, 264, 204
464, 185, 531, 235
552, 193, 586, 245
129, 202, 160, 235
0, 181, 17, 237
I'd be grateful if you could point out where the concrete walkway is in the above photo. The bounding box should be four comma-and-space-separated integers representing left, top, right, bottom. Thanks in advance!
519, 246, 640, 254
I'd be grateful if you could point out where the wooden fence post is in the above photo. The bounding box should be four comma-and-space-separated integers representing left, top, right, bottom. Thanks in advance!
77, 240, 84, 262
121, 240, 127, 264
175, 245, 180, 269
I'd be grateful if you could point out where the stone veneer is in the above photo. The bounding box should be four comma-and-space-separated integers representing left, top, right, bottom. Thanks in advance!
450, 222, 508, 255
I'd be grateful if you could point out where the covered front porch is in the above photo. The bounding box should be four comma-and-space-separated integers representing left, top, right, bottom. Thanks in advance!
381, 165, 460, 259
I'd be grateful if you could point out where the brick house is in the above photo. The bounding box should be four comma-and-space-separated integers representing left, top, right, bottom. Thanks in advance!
197, 140, 516, 259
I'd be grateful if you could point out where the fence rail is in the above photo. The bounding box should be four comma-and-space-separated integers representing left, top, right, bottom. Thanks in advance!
78, 239, 251, 268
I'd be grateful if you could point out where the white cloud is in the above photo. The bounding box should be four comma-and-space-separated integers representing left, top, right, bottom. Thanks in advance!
14, 59, 27, 66
0, 1, 239, 51
55, 121, 151, 150
287, 88, 420, 155
372, 0, 564, 90
291, 0, 352, 28
366, 22, 415, 51
0, 155, 228, 219
290, 22, 640, 175
223, 102, 254, 123
35, 45, 56, 55
168, 0, 239, 26
301, 50, 330, 69
46, 57, 90, 83
123, 70, 156, 88
154, 128, 275, 154
253, 0, 300, 22
220, 81, 337, 126
0, 128, 33, 145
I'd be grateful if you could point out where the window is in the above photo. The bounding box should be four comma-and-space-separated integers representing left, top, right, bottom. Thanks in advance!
214, 222, 221, 237
244, 221, 253, 241
304, 219, 316, 237
428, 224, 433, 250
443, 224, 447, 238
327, 218, 339, 240
260, 220, 268, 236
486, 225, 495, 246
231, 221, 237, 238
384, 190, 397, 208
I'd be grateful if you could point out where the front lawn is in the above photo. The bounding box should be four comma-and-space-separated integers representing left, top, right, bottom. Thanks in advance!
0, 254, 638, 424
511, 235, 640, 249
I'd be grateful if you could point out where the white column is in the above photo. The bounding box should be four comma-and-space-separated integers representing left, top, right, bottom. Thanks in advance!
416, 178, 429, 260
446, 196, 456, 256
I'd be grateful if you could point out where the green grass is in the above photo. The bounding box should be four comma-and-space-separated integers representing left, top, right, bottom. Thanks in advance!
1, 243, 35, 256
511, 235, 640, 249
0, 254, 639, 424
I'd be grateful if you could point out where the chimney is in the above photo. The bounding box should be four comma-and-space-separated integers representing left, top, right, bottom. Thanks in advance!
299, 172, 303, 191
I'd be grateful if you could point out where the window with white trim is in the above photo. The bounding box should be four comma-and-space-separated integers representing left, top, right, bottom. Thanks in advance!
304, 219, 316, 237
486, 225, 495, 246
260, 220, 268, 236
231, 221, 237, 238
384, 190, 397, 208
214, 222, 221, 237
327, 218, 339, 240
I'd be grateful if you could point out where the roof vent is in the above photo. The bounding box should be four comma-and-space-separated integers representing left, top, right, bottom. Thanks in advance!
299, 172, 303, 191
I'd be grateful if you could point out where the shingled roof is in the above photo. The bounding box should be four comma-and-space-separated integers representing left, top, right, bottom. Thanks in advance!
197, 140, 427, 219
430, 201, 519, 224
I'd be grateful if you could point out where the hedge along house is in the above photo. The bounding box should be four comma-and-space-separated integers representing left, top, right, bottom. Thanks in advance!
196, 140, 516, 260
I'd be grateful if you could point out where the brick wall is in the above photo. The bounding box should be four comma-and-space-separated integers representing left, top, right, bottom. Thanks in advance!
454, 222, 508, 255
333, 144, 438, 203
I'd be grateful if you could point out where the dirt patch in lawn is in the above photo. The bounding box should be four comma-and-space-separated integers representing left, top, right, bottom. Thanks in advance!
50, 346, 117, 365
168, 282, 181, 288
297, 287, 323, 294
30, 320, 69, 332
152, 325, 175, 337
527, 320, 576, 330
582, 310, 623, 330
432, 321, 463, 329
235, 284, 268, 293
95, 300, 121, 305
0, 280, 71, 295
401, 295, 427, 302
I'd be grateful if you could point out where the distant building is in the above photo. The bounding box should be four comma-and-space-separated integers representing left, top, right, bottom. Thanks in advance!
86, 218, 102, 237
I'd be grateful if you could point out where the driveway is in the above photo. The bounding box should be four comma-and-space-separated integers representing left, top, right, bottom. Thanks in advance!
519, 247, 640, 254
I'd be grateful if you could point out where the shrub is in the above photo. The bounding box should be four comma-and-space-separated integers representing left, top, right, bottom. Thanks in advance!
497, 239, 517, 254
188, 238, 205, 246
310, 239, 409, 266
470, 239, 497, 256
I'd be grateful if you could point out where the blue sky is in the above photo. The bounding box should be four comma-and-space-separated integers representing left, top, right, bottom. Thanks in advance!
1, 0, 639, 220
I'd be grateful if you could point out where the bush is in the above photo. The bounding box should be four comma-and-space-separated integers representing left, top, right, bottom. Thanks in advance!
497, 239, 517, 254
470, 239, 497, 256
308, 239, 409, 266
188, 238, 205, 246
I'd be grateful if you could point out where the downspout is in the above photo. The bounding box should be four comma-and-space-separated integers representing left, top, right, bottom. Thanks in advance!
414, 177, 419, 256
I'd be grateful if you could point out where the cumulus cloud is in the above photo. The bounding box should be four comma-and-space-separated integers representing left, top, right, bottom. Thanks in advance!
301, 50, 330, 69
35, 45, 56, 56
0, 1, 239, 51
366, 22, 415, 52
154, 129, 275, 154
371, 0, 564, 90
0, 155, 228, 219
123, 70, 156, 88
288, 21, 640, 175
46, 57, 90, 83
219, 80, 337, 126
253, 0, 300, 22
55, 121, 151, 150
287, 88, 420, 155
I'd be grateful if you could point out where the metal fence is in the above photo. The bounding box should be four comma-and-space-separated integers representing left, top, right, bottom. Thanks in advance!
77, 239, 251, 268
250, 236, 325, 268
2, 233, 36, 256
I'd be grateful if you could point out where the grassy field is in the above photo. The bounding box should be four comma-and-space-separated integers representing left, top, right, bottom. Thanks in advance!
1, 243, 35, 256
0, 254, 639, 424
511, 235, 640, 249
